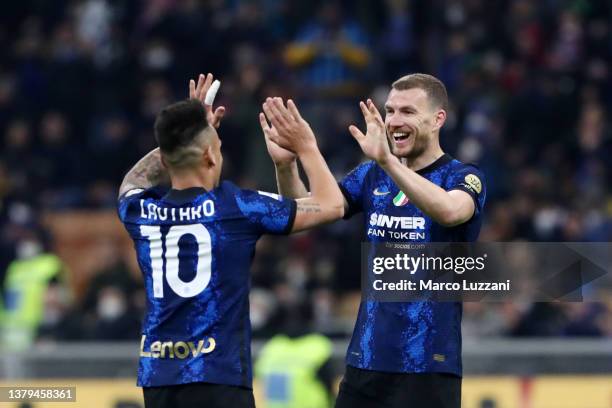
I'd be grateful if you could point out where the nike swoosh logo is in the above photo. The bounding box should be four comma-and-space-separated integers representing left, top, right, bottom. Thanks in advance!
373, 188, 391, 196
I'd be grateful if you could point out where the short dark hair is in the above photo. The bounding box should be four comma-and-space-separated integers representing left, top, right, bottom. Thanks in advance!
392, 73, 448, 111
154, 99, 208, 154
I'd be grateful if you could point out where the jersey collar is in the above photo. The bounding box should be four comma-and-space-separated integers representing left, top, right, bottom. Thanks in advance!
415, 153, 452, 175
163, 187, 207, 205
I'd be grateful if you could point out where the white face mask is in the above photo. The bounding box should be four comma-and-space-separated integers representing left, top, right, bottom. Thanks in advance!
16, 240, 42, 259
42, 305, 62, 325
42, 286, 69, 325
97, 293, 126, 320
250, 307, 267, 330
249, 289, 275, 330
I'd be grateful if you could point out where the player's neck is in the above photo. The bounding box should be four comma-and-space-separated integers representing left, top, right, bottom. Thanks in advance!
402, 145, 445, 171
170, 170, 216, 191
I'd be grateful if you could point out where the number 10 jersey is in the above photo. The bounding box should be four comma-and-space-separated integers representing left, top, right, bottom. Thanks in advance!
117, 181, 296, 388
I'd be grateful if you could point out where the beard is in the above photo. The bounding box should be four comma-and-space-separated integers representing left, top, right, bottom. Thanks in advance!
390, 131, 429, 160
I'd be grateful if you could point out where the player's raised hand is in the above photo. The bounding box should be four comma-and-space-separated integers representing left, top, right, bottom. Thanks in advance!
189, 73, 226, 128
349, 99, 393, 165
259, 112, 297, 165
261, 97, 317, 154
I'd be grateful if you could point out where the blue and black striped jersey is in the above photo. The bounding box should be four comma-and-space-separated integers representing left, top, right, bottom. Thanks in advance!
118, 181, 296, 388
339, 154, 486, 377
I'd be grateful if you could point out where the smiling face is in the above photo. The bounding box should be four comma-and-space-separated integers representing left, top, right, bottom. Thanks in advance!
384, 87, 446, 159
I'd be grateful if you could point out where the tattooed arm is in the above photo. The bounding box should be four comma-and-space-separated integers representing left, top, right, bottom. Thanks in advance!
117, 72, 225, 200
118, 148, 170, 199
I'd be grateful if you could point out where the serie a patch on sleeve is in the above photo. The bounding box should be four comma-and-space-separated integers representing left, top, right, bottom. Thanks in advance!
461, 174, 482, 195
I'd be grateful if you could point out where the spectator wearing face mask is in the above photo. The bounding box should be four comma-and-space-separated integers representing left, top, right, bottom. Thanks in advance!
90, 285, 141, 341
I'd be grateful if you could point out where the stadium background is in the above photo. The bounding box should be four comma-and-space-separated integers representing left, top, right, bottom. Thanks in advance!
0, 0, 611, 407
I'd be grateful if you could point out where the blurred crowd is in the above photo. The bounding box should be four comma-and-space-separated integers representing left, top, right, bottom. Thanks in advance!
0, 0, 611, 346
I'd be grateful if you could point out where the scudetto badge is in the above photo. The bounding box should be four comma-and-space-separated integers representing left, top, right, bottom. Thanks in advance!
463, 174, 482, 194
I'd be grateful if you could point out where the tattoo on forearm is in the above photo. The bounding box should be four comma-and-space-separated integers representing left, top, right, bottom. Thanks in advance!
297, 202, 322, 213
119, 149, 169, 197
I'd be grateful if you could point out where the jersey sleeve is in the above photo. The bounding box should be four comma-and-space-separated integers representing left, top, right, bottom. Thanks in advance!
446, 164, 486, 218
235, 189, 297, 235
117, 188, 146, 222
338, 161, 375, 219
117, 187, 166, 223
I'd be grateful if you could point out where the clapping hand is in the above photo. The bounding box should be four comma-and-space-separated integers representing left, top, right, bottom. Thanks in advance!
189, 73, 226, 128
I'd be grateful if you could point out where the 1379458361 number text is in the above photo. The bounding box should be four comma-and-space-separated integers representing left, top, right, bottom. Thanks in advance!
0, 387, 76, 402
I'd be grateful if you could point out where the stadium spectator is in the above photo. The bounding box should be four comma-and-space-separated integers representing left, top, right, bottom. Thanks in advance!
255, 301, 335, 408
284, 2, 371, 97
1, 224, 67, 351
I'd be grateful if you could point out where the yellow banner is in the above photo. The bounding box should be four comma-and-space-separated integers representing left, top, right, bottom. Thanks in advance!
1, 376, 611, 408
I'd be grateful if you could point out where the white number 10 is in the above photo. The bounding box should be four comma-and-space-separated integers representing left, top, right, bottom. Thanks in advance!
140, 224, 212, 298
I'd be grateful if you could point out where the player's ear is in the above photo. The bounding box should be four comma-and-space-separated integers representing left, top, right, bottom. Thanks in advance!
160, 153, 168, 169
433, 109, 446, 131
203, 145, 217, 168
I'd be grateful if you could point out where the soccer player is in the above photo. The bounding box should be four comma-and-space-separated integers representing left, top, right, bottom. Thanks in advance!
266, 73, 486, 408
117, 73, 343, 408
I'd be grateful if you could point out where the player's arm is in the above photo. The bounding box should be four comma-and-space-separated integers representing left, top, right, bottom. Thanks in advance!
118, 72, 226, 199
273, 160, 309, 198
349, 99, 474, 227
379, 159, 474, 226
261, 98, 344, 232
118, 148, 168, 198
269, 149, 352, 216
291, 146, 344, 232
